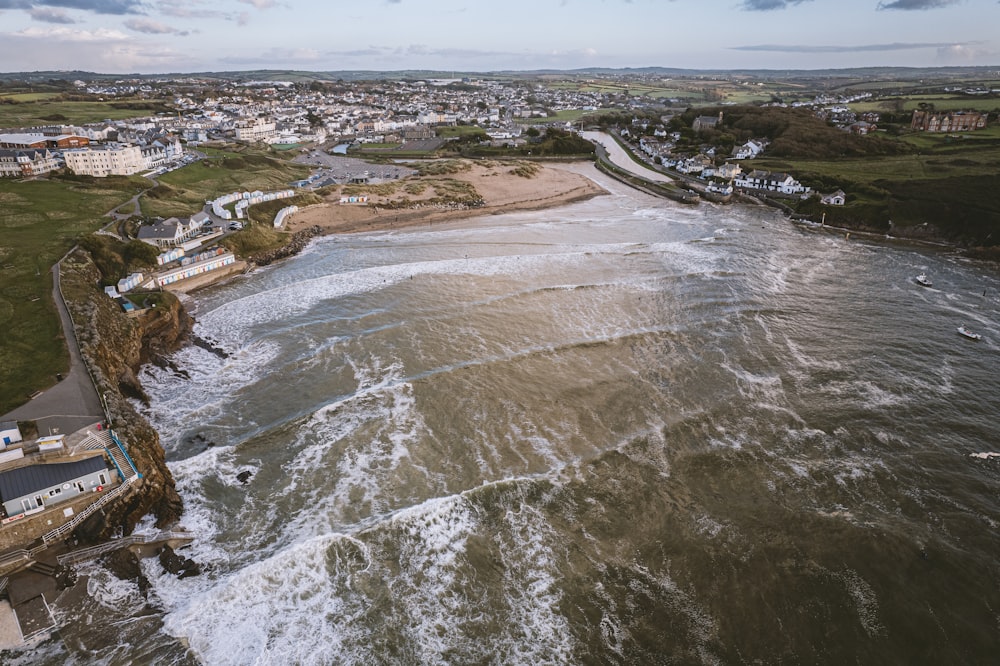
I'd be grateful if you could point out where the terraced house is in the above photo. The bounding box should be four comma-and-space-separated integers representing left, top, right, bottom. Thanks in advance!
910, 110, 987, 132
0, 148, 59, 178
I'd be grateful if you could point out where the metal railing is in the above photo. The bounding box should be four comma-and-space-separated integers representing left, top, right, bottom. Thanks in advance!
41, 476, 137, 545
56, 530, 194, 566
109, 430, 141, 478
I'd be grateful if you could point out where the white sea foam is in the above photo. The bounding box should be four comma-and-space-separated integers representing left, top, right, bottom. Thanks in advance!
137, 339, 282, 450
80, 563, 149, 616
186, 238, 720, 350
836, 569, 884, 638
159, 532, 375, 666
720, 362, 787, 405
155, 478, 575, 665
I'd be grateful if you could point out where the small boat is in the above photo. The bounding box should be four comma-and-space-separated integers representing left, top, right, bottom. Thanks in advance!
957, 325, 981, 341
915, 274, 932, 287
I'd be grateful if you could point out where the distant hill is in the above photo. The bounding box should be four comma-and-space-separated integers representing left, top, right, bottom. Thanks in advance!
2, 65, 999, 84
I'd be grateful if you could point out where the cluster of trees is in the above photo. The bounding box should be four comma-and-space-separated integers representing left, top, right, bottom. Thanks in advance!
526, 127, 595, 156
680, 105, 911, 159
79, 234, 159, 286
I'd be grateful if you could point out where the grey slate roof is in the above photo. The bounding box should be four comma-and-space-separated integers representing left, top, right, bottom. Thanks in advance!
0, 455, 108, 501
137, 217, 182, 241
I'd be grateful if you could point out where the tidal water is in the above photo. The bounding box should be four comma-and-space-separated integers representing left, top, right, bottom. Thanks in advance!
22, 168, 1000, 664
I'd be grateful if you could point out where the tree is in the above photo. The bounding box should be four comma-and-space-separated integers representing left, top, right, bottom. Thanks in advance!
124, 240, 159, 270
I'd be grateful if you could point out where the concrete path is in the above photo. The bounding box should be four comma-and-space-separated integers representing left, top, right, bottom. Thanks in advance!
582, 131, 676, 184
0, 261, 106, 437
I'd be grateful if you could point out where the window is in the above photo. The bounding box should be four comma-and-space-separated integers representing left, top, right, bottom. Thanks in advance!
49, 487, 62, 497
99, 473, 107, 485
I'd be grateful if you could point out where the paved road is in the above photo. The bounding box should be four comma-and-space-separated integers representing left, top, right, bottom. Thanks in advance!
1, 260, 106, 437
582, 131, 676, 184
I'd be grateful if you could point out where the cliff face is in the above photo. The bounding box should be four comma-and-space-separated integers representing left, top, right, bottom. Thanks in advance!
60, 251, 186, 543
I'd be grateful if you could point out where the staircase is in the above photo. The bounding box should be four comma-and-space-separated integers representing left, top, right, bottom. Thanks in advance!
80, 429, 113, 451
27, 561, 58, 577
104, 430, 141, 481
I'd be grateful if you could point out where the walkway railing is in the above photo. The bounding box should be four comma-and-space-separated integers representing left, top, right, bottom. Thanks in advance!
80, 429, 113, 451
56, 530, 194, 566
108, 430, 141, 479
41, 476, 137, 545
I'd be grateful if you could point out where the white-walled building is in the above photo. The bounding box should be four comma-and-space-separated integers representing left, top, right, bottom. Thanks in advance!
0, 421, 22, 447
137, 212, 209, 248
235, 117, 278, 143
64, 144, 145, 177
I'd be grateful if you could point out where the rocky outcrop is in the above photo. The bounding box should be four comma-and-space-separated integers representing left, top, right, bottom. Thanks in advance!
60, 251, 185, 543
248, 225, 323, 266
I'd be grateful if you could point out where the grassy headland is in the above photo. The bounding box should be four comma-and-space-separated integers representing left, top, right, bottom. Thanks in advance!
0, 174, 145, 413
142, 148, 310, 219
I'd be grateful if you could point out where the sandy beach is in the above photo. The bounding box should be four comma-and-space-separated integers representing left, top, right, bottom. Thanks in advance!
285, 160, 607, 235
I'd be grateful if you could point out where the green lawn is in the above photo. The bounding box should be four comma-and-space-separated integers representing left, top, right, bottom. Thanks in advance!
0, 99, 174, 127
0, 176, 142, 413
754, 124, 1000, 185
141, 152, 310, 219
852, 95, 1000, 114
0, 92, 63, 103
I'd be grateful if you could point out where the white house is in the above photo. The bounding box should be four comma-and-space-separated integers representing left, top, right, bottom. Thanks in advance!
137, 214, 208, 249
821, 190, 846, 206
716, 162, 742, 180
735, 169, 810, 195
0, 421, 21, 447
731, 140, 766, 160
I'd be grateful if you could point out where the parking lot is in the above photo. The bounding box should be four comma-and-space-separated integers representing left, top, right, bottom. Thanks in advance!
293, 152, 417, 185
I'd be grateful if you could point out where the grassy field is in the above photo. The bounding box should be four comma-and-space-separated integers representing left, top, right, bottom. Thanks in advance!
522, 109, 601, 125
141, 151, 310, 219
0, 99, 173, 127
755, 125, 1000, 184
753, 122, 1000, 240
0, 176, 142, 413
852, 95, 1000, 114
0, 147, 314, 412
0, 92, 63, 103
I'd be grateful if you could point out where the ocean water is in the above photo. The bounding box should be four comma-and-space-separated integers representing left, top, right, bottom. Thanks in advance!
21, 169, 1000, 664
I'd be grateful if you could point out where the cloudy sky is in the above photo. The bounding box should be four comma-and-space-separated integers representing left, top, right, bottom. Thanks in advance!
0, 0, 997, 74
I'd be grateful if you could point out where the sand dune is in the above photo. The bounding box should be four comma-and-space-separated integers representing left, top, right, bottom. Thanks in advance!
285, 160, 607, 235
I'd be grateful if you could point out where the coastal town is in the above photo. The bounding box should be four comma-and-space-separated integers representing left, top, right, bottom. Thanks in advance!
0, 69, 997, 651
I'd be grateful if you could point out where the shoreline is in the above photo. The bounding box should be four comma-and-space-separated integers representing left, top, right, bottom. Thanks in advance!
284, 160, 608, 237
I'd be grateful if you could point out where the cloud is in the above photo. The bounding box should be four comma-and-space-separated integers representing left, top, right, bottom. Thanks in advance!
35, 0, 145, 14
1, 25, 199, 72
158, 0, 228, 19
936, 43, 998, 62
740, 0, 812, 10
237, 0, 276, 8
29, 6, 76, 21
877, 0, 961, 9
124, 17, 189, 35
221, 46, 322, 65
732, 41, 964, 53
14, 25, 132, 40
